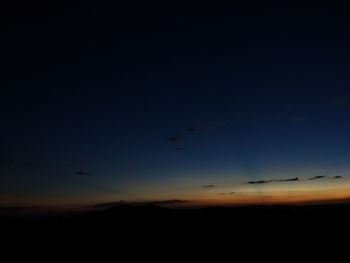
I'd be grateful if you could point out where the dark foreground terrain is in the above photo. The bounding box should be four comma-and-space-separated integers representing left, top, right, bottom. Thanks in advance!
1, 203, 350, 262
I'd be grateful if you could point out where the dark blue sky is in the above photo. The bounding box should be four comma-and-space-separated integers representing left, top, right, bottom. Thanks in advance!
2, 1, 350, 206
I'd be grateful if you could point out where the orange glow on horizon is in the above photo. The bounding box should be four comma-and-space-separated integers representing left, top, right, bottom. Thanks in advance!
2, 178, 350, 210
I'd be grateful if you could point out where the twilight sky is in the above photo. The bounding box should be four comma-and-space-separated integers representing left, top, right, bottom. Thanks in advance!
2, 1, 350, 208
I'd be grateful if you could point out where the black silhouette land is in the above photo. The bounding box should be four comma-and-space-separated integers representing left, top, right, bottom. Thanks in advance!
1, 200, 350, 262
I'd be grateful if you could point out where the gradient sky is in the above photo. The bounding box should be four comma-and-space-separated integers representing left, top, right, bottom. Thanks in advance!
2, 1, 350, 208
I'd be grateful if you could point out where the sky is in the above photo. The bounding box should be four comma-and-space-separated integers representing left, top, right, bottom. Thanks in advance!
2, 1, 350, 208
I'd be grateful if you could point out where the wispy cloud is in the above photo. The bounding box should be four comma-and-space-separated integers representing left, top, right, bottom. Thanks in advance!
248, 180, 273, 184
187, 127, 200, 133
202, 185, 216, 188
248, 177, 300, 184
333, 176, 343, 179
276, 177, 299, 182
166, 134, 183, 144
76, 171, 92, 177
309, 176, 327, 180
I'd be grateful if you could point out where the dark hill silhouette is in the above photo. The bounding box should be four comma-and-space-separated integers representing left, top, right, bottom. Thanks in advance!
73, 202, 350, 226
1, 203, 350, 261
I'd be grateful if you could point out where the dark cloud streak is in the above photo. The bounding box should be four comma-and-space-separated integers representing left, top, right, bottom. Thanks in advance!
248, 177, 300, 184
76, 171, 93, 177
277, 177, 299, 182
202, 185, 216, 188
333, 176, 343, 179
166, 135, 183, 144
248, 180, 273, 185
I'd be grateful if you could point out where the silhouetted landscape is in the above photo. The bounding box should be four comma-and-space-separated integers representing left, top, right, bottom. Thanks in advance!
1, 202, 350, 261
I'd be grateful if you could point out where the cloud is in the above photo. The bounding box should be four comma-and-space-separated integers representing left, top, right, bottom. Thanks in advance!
166, 134, 183, 144
248, 177, 300, 184
187, 127, 200, 133
333, 176, 344, 179
248, 180, 273, 184
165, 119, 234, 152
202, 185, 216, 188
76, 171, 92, 177
277, 177, 299, 182
309, 176, 327, 180
248, 175, 342, 185
299, 175, 344, 181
